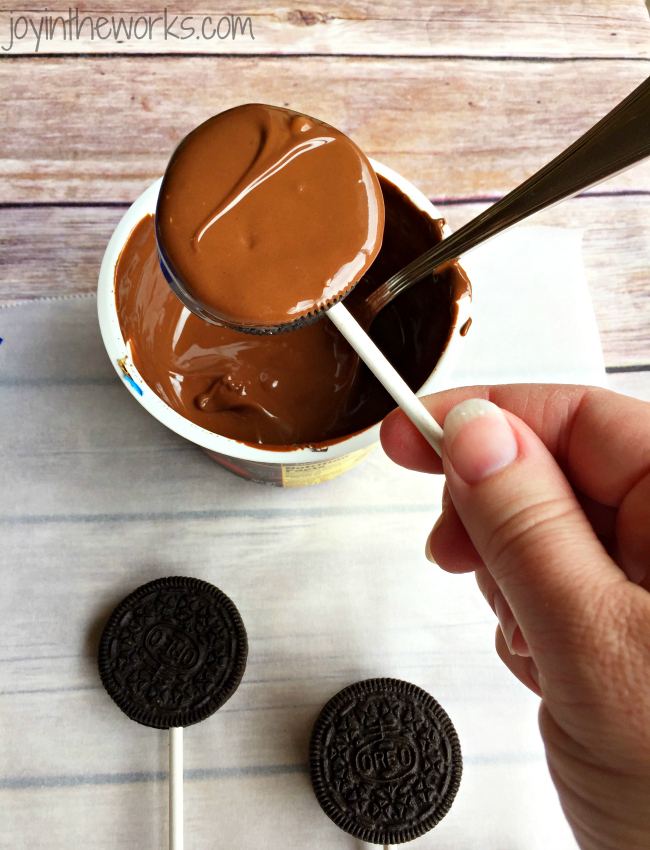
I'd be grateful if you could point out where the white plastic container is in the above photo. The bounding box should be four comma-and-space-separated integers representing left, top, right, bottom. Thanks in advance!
97, 160, 472, 486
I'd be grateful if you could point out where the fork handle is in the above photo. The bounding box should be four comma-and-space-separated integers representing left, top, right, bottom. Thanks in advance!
394, 73, 650, 284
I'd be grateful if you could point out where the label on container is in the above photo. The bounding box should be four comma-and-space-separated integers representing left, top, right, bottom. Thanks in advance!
280, 445, 376, 487
203, 444, 377, 487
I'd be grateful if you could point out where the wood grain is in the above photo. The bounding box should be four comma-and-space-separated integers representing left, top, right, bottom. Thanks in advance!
0, 0, 648, 57
2, 194, 648, 373
0, 205, 125, 302
2, 56, 650, 204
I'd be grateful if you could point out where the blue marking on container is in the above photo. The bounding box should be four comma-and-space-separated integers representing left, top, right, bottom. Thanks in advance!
124, 374, 143, 396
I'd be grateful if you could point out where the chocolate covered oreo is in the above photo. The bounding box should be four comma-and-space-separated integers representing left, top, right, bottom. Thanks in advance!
309, 678, 462, 844
98, 576, 247, 729
156, 103, 384, 333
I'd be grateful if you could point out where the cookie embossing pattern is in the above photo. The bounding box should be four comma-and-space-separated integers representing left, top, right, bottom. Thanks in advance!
310, 678, 462, 844
98, 576, 248, 728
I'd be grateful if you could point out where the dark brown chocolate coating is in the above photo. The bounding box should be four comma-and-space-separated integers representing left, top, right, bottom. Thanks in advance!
156, 103, 384, 329
115, 175, 470, 448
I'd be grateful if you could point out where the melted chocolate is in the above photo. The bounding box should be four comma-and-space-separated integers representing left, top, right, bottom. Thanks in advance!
156, 104, 384, 329
116, 175, 470, 447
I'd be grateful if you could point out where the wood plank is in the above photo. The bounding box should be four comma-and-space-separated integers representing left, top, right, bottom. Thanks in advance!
0, 205, 126, 301
0, 0, 648, 57
1, 194, 648, 369
2, 56, 650, 204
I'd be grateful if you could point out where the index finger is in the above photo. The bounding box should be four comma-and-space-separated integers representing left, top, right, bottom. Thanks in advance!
380, 384, 650, 508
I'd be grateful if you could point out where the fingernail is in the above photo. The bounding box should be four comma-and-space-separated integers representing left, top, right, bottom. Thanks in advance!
494, 590, 530, 657
425, 513, 444, 563
424, 520, 441, 564
443, 399, 518, 485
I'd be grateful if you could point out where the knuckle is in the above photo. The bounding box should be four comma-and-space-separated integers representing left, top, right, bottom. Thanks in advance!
595, 591, 650, 691
575, 591, 650, 761
482, 494, 580, 577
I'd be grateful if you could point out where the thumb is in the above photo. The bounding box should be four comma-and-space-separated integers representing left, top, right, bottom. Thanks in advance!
441, 398, 625, 684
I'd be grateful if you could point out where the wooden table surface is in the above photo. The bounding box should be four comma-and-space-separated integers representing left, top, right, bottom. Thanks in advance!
1, 0, 649, 403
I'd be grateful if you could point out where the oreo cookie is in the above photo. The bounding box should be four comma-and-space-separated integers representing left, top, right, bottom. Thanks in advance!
98, 576, 247, 729
309, 678, 462, 844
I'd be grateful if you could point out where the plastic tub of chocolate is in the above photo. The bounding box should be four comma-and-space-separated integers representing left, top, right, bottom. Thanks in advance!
97, 160, 471, 487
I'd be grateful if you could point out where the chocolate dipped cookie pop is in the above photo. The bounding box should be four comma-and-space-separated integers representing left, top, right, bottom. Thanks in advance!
310, 678, 462, 845
154, 103, 455, 454
156, 103, 385, 332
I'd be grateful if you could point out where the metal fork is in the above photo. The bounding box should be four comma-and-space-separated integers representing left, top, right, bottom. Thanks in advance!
360, 74, 650, 327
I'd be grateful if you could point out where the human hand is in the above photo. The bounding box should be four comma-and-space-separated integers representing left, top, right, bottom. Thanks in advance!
380, 385, 650, 850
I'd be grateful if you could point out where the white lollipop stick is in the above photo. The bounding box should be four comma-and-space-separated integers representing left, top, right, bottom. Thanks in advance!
169, 727, 184, 850
326, 302, 443, 457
